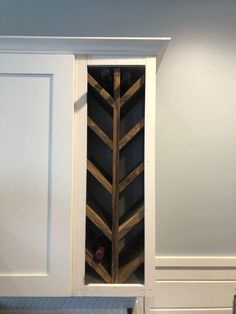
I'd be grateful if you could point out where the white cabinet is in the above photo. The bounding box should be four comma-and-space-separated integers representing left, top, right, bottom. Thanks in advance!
0, 54, 74, 296
0, 37, 169, 300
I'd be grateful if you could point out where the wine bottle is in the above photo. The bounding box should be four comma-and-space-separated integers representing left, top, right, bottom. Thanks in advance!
94, 235, 108, 262
86, 219, 110, 262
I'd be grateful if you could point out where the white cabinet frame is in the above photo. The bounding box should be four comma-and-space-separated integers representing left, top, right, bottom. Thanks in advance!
0, 36, 170, 300
73, 56, 156, 297
0, 53, 74, 296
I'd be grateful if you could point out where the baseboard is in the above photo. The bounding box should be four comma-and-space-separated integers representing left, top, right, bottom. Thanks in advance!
152, 280, 236, 308
150, 308, 232, 314
153, 256, 236, 309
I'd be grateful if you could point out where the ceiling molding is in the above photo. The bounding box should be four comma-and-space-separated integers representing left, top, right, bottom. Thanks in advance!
0, 36, 171, 56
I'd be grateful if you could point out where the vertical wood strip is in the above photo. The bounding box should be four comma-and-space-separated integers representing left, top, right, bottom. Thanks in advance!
112, 68, 121, 282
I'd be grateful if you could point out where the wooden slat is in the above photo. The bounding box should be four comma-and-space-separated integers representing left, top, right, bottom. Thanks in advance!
87, 159, 112, 193
88, 117, 113, 150
88, 73, 113, 107
87, 68, 145, 285
119, 118, 144, 150
86, 204, 112, 241
119, 162, 144, 193
118, 250, 144, 283
86, 248, 112, 283
111, 67, 121, 283
118, 205, 144, 240
120, 75, 145, 107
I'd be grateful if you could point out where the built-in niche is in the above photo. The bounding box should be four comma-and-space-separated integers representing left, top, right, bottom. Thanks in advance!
85, 66, 145, 284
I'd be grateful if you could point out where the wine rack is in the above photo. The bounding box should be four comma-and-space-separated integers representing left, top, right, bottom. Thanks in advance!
86, 66, 145, 284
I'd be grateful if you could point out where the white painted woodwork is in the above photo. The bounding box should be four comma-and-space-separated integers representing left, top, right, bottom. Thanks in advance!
148, 258, 236, 313
84, 284, 145, 297
155, 268, 236, 281
1, 35, 235, 314
0, 37, 171, 300
0, 54, 74, 296
150, 309, 232, 314
72, 56, 157, 297
133, 296, 144, 314
156, 256, 236, 268
144, 57, 157, 296
151, 281, 236, 308
0, 75, 50, 275
72, 55, 87, 295
0, 36, 170, 55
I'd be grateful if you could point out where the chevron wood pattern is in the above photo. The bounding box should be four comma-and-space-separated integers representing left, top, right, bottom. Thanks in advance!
118, 250, 144, 283
118, 204, 144, 240
119, 162, 144, 193
88, 73, 113, 107
86, 248, 112, 283
120, 74, 145, 107
88, 117, 113, 150
86, 67, 145, 284
87, 159, 112, 193
86, 204, 112, 241
119, 118, 144, 150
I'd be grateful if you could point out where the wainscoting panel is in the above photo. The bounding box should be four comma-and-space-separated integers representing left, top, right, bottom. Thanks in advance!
150, 257, 236, 313
150, 309, 232, 314
151, 281, 236, 308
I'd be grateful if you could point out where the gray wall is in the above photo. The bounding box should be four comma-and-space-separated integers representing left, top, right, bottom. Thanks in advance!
1, 0, 236, 256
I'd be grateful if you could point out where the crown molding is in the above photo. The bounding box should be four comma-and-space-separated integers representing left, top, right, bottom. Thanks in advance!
0, 36, 171, 56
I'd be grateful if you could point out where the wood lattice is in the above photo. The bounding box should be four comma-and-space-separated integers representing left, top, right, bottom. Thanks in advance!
86, 67, 145, 284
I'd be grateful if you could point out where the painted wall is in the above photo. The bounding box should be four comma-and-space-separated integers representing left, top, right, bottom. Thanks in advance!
1, 0, 236, 257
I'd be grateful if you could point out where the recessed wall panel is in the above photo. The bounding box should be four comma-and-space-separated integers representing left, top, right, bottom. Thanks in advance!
0, 75, 51, 275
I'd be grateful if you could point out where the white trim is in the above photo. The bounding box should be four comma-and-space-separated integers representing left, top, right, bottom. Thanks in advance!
153, 256, 236, 310
133, 297, 144, 314
84, 284, 145, 297
149, 309, 232, 314
154, 256, 236, 281
72, 56, 158, 297
0, 37, 169, 301
72, 56, 88, 295
155, 268, 236, 281
145, 57, 157, 296
0, 36, 170, 55
155, 256, 236, 268
151, 281, 236, 308
155, 280, 236, 283
87, 56, 146, 65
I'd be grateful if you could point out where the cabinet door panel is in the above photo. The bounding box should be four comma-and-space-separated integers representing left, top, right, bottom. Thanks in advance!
0, 54, 74, 296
